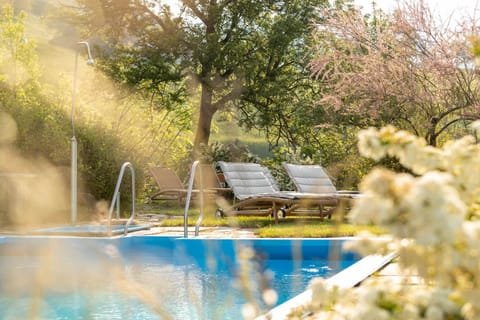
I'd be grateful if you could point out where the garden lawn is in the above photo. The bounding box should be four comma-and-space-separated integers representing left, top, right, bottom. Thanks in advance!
159, 214, 384, 238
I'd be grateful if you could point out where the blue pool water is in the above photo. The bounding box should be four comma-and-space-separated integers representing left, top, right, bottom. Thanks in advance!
0, 236, 358, 319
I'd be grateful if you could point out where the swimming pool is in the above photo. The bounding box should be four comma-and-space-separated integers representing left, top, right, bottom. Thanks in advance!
0, 235, 358, 319
31, 224, 151, 236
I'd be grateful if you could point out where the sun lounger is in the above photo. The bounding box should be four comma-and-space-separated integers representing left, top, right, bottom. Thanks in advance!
146, 167, 192, 205
195, 164, 232, 197
217, 162, 339, 220
217, 161, 294, 220
282, 163, 361, 199
147, 165, 231, 205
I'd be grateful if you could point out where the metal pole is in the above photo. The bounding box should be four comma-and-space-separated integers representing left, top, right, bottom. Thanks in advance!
71, 50, 79, 225
107, 162, 135, 236
116, 192, 120, 219
71, 41, 94, 225
184, 161, 199, 238
194, 165, 204, 237
71, 136, 77, 225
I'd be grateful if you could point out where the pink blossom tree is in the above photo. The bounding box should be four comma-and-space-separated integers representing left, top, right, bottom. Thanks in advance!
310, 1, 480, 146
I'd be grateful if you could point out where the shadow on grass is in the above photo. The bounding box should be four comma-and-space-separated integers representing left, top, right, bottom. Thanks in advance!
138, 202, 385, 238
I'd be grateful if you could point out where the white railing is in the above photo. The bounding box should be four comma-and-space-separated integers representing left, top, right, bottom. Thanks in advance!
107, 162, 136, 236
183, 160, 205, 238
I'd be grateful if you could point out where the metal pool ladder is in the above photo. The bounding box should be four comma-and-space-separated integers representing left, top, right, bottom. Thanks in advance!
107, 162, 136, 236
183, 160, 205, 238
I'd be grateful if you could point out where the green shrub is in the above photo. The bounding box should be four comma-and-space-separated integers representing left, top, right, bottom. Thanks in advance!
0, 87, 145, 215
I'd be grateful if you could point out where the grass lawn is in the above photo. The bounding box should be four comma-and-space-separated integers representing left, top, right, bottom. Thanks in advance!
140, 203, 384, 238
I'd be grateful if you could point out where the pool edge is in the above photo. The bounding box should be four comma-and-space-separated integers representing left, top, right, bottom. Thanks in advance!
256, 251, 397, 320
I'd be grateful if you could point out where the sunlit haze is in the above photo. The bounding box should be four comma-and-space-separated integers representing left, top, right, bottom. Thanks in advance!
355, 0, 480, 23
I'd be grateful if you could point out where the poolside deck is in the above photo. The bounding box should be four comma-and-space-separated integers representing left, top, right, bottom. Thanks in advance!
133, 225, 257, 238
127, 212, 258, 238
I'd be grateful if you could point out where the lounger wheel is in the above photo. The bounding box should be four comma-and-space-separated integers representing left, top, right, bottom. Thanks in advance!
215, 209, 225, 218
277, 208, 287, 219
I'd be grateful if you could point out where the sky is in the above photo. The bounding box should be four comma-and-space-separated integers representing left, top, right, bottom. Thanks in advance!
354, 0, 480, 23
164, 0, 479, 25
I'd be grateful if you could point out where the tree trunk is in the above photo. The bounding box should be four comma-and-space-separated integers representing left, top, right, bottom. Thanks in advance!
428, 133, 437, 147
427, 117, 438, 147
193, 84, 217, 159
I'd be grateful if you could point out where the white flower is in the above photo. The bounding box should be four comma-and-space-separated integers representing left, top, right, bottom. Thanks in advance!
345, 304, 390, 320
425, 306, 443, 320
399, 303, 421, 319
262, 288, 278, 306
357, 127, 387, 161
309, 277, 330, 306
295, 125, 480, 320
470, 120, 480, 133
343, 232, 390, 257
241, 303, 257, 320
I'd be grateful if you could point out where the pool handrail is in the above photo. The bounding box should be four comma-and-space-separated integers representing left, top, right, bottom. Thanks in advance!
107, 162, 136, 236
194, 163, 205, 237
183, 160, 205, 238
